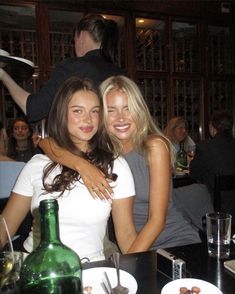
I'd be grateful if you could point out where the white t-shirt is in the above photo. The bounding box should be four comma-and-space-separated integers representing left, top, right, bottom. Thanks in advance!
13, 154, 135, 261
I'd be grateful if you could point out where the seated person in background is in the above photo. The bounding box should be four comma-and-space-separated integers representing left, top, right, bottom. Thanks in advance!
190, 110, 235, 222
164, 116, 195, 153
0, 120, 8, 156
163, 118, 213, 231
1, 77, 136, 261
1, 119, 33, 249
7, 118, 37, 162
40, 75, 201, 251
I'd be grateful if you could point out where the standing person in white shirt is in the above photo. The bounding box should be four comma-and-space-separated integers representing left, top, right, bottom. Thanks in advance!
1, 76, 136, 261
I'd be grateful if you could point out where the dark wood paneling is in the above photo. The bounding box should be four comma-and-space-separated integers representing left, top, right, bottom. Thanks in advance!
36, 3, 50, 83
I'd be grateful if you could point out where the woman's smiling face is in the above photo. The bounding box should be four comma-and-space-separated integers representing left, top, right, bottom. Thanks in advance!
67, 89, 100, 151
105, 88, 136, 146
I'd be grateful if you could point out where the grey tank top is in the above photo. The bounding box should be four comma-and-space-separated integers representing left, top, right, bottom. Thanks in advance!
124, 150, 200, 249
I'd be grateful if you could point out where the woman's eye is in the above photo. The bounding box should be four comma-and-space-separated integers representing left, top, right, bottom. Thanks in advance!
73, 109, 82, 114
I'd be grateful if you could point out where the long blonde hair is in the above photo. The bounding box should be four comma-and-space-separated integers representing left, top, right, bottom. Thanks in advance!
164, 116, 188, 144
100, 75, 175, 167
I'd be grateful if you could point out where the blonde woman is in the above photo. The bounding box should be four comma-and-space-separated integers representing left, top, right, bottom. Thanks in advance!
164, 116, 195, 153
40, 76, 200, 251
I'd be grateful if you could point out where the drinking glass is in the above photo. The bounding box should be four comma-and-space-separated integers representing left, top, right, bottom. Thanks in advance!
206, 212, 232, 259
187, 145, 196, 162
0, 215, 15, 292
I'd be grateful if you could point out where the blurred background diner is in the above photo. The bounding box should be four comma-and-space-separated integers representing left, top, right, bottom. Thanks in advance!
6, 117, 39, 162
190, 110, 235, 224
164, 117, 196, 173
164, 116, 195, 153
0, 117, 38, 248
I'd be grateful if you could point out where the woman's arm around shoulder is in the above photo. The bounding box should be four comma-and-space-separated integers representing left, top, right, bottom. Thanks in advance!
39, 138, 113, 200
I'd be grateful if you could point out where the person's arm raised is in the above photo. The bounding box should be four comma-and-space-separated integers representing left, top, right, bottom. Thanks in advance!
127, 137, 171, 253
39, 138, 113, 200
0, 68, 29, 114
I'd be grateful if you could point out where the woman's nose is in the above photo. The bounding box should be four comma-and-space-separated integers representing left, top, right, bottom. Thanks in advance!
83, 112, 92, 123
117, 112, 125, 122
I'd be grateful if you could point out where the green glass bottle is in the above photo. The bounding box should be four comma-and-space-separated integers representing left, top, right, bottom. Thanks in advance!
20, 199, 82, 294
176, 142, 188, 170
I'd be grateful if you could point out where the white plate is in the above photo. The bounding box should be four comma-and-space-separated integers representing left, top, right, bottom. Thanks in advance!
0, 49, 10, 56
9, 56, 34, 67
82, 267, 138, 294
161, 278, 223, 294
0, 49, 10, 67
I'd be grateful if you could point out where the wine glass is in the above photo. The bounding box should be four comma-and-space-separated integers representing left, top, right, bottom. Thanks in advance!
0, 215, 15, 292
187, 145, 196, 164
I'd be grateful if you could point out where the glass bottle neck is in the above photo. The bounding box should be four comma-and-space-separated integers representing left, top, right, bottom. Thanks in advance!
40, 203, 61, 245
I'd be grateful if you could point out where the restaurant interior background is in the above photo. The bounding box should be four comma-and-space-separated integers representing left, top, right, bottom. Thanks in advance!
0, 0, 235, 142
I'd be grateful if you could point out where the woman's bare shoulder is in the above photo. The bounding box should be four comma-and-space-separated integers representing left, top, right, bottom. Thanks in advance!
145, 134, 170, 152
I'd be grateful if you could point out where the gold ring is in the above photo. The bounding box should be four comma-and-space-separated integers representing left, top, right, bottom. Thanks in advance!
93, 187, 99, 191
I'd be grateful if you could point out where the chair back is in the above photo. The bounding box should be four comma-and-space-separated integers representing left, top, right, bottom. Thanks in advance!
0, 161, 25, 199
214, 173, 235, 211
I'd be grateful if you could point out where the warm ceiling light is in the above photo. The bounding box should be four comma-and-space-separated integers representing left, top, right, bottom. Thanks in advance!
138, 19, 145, 23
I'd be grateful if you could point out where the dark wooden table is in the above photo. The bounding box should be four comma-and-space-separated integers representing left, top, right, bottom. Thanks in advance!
173, 174, 196, 188
167, 235, 235, 294
83, 235, 235, 294
83, 250, 159, 294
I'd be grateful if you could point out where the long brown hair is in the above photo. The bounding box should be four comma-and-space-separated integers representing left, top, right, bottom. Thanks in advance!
43, 76, 115, 196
